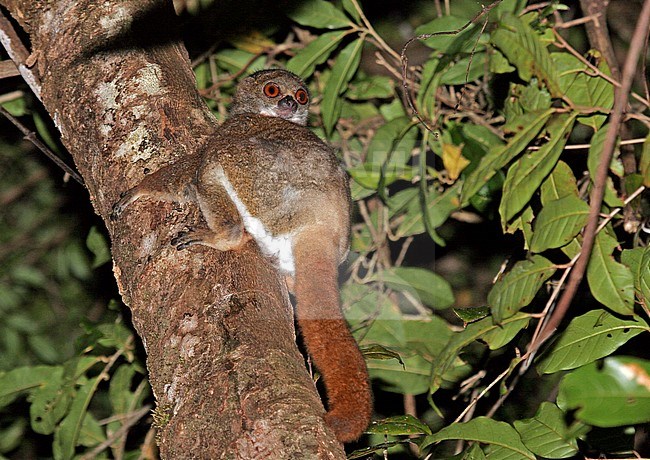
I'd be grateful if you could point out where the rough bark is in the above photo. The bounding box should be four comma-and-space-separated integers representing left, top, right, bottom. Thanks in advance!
0, 0, 345, 457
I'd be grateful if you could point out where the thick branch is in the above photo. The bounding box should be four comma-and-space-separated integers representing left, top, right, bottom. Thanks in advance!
0, 0, 345, 457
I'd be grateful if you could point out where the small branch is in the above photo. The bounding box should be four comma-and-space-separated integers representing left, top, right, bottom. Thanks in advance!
453, 363, 512, 423
553, 29, 650, 109
578, 0, 620, 80
79, 404, 152, 460
400, 0, 502, 134
0, 59, 19, 78
0, 107, 84, 186
0, 9, 41, 100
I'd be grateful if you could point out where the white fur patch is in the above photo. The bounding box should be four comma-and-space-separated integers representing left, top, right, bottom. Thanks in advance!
215, 166, 295, 275
259, 107, 305, 125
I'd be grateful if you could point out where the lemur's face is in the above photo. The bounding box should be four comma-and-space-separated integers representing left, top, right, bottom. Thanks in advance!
230, 69, 310, 126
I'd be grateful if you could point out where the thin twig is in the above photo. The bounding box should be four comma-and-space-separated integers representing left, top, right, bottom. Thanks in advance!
453, 364, 511, 423
553, 29, 650, 109
400, 0, 502, 135
0, 107, 85, 186
79, 404, 152, 460
530, 0, 650, 354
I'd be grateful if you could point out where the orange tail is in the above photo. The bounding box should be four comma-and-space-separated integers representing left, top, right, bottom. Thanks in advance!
293, 242, 372, 443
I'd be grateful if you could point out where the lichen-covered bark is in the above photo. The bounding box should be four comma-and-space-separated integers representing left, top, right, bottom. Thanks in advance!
0, 0, 345, 457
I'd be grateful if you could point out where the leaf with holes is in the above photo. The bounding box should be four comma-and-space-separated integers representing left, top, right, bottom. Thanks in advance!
488, 255, 556, 323
537, 310, 647, 374
586, 232, 635, 316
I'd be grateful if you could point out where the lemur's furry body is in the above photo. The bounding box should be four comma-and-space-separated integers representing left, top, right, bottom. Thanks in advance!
111, 69, 372, 442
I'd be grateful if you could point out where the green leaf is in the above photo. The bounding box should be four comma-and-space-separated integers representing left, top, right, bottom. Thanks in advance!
33, 112, 61, 155
553, 51, 614, 130
340, 0, 361, 22
54, 377, 96, 460
395, 183, 460, 238
453, 444, 488, 460
639, 247, 650, 309
285, 0, 352, 29
490, 47, 516, 73
505, 205, 534, 249
366, 414, 432, 436
415, 16, 480, 54
513, 402, 579, 458
439, 53, 487, 85
29, 363, 75, 434
416, 58, 442, 119
286, 30, 348, 78
586, 232, 635, 316
488, 255, 556, 323
537, 310, 647, 374
321, 38, 363, 136
347, 75, 394, 100
587, 125, 624, 207
453, 306, 490, 323
421, 417, 535, 459
86, 226, 111, 268
540, 160, 579, 204
359, 345, 404, 366
557, 356, 650, 427
96, 322, 133, 351
213, 49, 265, 75
77, 412, 106, 447
1, 97, 27, 117
481, 314, 531, 350
490, 13, 561, 97
500, 112, 577, 223
346, 285, 454, 395
430, 313, 530, 393
372, 267, 454, 310
0, 418, 26, 453
0, 365, 61, 408
461, 108, 553, 204
529, 194, 589, 253
348, 117, 416, 189
621, 246, 650, 308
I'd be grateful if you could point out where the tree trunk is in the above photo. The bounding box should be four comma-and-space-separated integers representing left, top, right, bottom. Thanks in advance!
0, 0, 345, 457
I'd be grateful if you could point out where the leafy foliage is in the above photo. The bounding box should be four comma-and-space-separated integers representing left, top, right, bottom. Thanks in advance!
2, 0, 650, 458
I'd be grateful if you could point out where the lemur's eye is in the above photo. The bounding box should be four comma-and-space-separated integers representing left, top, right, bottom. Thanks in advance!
295, 88, 309, 105
263, 82, 281, 98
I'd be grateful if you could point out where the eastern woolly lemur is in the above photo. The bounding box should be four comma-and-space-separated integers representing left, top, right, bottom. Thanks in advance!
111, 69, 372, 443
